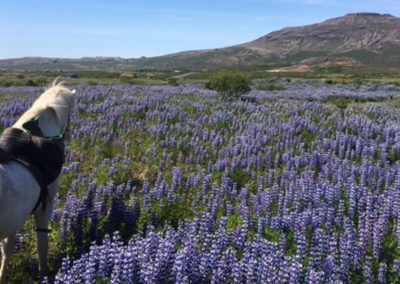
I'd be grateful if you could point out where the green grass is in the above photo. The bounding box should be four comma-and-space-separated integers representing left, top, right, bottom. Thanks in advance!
334, 49, 377, 64
287, 50, 328, 62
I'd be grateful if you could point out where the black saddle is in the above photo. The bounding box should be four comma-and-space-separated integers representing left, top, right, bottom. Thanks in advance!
0, 127, 65, 212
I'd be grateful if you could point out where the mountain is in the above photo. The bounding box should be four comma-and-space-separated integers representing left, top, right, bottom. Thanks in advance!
2, 13, 400, 72
142, 12, 400, 71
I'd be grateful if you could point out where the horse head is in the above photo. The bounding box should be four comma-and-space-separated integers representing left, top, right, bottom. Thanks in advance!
14, 81, 76, 141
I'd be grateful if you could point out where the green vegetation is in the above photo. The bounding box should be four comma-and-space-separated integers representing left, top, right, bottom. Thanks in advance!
2, 68, 400, 88
287, 50, 328, 61
334, 49, 377, 64
321, 95, 388, 109
206, 71, 251, 101
167, 77, 179, 86
0, 70, 187, 87
255, 81, 286, 91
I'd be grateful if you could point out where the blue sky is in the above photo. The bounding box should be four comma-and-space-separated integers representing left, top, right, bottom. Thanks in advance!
0, 0, 399, 59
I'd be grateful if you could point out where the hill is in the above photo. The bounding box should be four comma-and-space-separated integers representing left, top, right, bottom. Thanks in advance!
1, 13, 400, 72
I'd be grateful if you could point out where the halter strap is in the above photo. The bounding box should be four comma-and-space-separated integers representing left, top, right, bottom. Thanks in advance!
22, 115, 69, 141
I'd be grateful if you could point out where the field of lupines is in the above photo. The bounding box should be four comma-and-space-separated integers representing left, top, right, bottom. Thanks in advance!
0, 81, 400, 283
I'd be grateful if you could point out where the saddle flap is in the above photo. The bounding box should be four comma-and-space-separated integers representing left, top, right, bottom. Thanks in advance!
31, 136, 65, 184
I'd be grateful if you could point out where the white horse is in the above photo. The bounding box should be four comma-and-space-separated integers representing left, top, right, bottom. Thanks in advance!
0, 81, 75, 283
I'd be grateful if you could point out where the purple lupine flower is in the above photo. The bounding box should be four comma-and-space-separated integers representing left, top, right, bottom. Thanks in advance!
378, 262, 387, 284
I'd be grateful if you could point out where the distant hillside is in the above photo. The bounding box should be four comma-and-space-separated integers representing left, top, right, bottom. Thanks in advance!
2, 13, 400, 72
0, 57, 140, 71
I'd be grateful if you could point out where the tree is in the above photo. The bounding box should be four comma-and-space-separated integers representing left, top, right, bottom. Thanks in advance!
206, 72, 251, 101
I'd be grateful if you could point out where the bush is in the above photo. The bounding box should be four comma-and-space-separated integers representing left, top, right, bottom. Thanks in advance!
352, 78, 363, 85
324, 96, 349, 109
25, 79, 37, 86
120, 73, 135, 80
168, 78, 179, 86
0, 80, 12, 87
35, 77, 48, 86
206, 72, 251, 101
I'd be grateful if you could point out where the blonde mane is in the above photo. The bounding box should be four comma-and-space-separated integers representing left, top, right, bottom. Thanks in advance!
13, 80, 76, 133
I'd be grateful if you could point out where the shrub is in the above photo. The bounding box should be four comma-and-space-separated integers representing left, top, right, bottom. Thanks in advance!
352, 78, 363, 85
25, 79, 37, 86
120, 73, 140, 85
206, 72, 251, 101
0, 80, 12, 87
120, 73, 135, 80
35, 77, 48, 86
168, 78, 179, 86
324, 96, 349, 109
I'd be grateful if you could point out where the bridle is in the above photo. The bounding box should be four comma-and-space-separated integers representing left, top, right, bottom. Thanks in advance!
22, 115, 70, 142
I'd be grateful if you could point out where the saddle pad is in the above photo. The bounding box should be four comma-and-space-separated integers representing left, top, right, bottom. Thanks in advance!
0, 127, 64, 185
